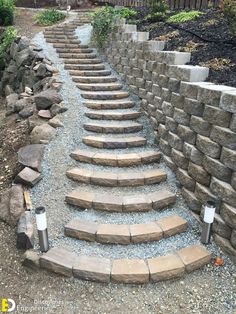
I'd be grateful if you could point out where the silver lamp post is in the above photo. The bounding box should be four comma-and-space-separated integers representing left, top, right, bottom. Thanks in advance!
35, 207, 49, 252
201, 201, 216, 244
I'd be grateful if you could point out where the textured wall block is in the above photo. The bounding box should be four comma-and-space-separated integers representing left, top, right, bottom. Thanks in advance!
158, 124, 169, 140
145, 81, 153, 92
182, 188, 202, 213
166, 117, 178, 132
143, 40, 165, 52
162, 51, 191, 65
168, 132, 183, 150
196, 134, 221, 158
132, 67, 143, 78
177, 125, 196, 145
194, 183, 218, 206
168, 78, 180, 93
190, 116, 211, 137
210, 177, 236, 207
183, 142, 194, 159
203, 105, 232, 127
159, 75, 169, 88
220, 147, 236, 171
231, 172, 236, 190
153, 96, 162, 109
190, 147, 204, 166
155, 109, 166, 123
147, 61, 157, 71
213, 213, 232, 240
162, 155, 177, 171
188, 162, 211, 186
171, 148, 188, 170
197, 84, 234, 106
162, 101, 174, 117
152, 84, 161, 96
220, 202, 236, 229
173, 108, 190, 126
184, 98, 204, 116
167, 65, 209, 82
230, 114, 236, 132
146, 92, 154, 104
171, 93, 184, 109
176, 168, 196, 191
202, 155, 232, 183
161, 88, 171, 102
210, 126, 236, 150
159, 138, 172, 156
143, 69, 152, 80
180, 82, 213, 99
220, 90, 236, 113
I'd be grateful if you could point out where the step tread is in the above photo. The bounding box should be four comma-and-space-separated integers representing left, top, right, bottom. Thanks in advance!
40, 245, 211, 283
77, 82, 123, 91
64, 215, 187, 244
65, 188, 176, 212
85, 110, 141, 120
82, 135, 147, 148
69, 70, 111, 77
66, 167, 167, 186
83, 121, 143, 133
72, 76, 117, 83
81, 91, 129, 100
70, 149, 161, 166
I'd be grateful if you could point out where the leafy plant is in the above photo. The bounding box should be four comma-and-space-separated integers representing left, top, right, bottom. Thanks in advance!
222, 0, 236, 36
167, 10, 203, 23
150, 0, 168, 13
0, 26, 17, 60
143, 11, 166, 22
90, 6, 136, 49
34, 9, 66, 26
0, 0, 15, 26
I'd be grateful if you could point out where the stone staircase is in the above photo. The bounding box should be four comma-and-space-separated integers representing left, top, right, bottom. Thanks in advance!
39, 11, 211, 284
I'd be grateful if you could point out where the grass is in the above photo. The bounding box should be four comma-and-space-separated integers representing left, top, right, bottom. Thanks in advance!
34, 9, 65, 26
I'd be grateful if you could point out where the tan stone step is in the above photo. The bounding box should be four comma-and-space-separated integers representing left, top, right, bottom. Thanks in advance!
63, 58, 102, 65
70, 150, 161, 166
44, 35, 77, 39
77, 83, 123, 92
85, 110, 141, 120
66, 168, 167, 186
72, 76, 117, 83
64, 215, 187, 244
44, 31, 75, 35
52, 26, 75, 30
47, 39, 81, 44
65, 189, 176, 212
69, 69, 111, 76
56, 48, 93, 53
81, 91, 129, 100
65, 64, 105, 71
82, 135, 146, 148
40, 245, 211, 283
53, 43, 89, 49
59, 53, 97, 59
83, 121, 143, 133
84, 99, 134, 109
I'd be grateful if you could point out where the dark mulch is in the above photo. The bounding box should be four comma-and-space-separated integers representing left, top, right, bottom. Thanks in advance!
136, 9, 236, 87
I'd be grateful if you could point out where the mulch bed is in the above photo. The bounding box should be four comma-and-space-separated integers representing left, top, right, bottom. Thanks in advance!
136, 9, 236, 87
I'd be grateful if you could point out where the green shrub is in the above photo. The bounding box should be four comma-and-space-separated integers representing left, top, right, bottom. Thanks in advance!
90, 6, 136, 49
0, 0, 15, 26
167, 10, 203, 23
223, 0, 236, 36
0, 26, 17, 60
150, 0, 168, 13
34, 9, 66, 26
143, 11, 166, 22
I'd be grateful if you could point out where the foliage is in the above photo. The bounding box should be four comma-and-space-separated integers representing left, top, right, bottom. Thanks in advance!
143, 11, 166, 22
222, 0, 236, 36
34, 9, 66, 26
167, 10, 203, 23
0, 0, 15, 26
90, 6, 137, 49
149, 0, 168, 13
0, 26, 17, 60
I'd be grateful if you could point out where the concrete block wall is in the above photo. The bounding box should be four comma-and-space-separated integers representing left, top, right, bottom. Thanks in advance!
102, 21, 236, 262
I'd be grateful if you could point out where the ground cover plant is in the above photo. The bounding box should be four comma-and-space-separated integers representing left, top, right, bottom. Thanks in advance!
34, 9, 66, 26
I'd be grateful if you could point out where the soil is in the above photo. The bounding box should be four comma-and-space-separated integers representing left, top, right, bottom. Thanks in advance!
137, 9, 236, 87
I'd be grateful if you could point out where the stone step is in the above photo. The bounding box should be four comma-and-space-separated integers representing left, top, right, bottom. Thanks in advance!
85, 110, 141, 120
44, 31, 75, 35
81, 91, 130, 100
56, 48, 94, 53
65, 189, 176, 212
72, 76, 117, 83
46, 39, 81, 44
82, 135, 146, 148
84, 99, 135, 110
44, 35, 77, 39
40, 245, 211, 283
65, 215, 188, 244
66, 168, 167, 186
52, 26, 75, 30
69, 69, 111, 77
65, 64, 105, 71
76, 83, 123, 91
70, 149, 161, 166
83, 121, 143, 133
59, 53, 97, 59
53, 43, 89, 49
63, 58, 102, 65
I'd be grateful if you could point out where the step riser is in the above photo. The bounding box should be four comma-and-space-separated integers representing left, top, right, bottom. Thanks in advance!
83, 124, 143, 133
77, 84, 123, 91
69, 70, 111, 76
64, 59, 102, 65
72, 77, 117, 83
44, 36, 77, 39
85, 102, 134, 110
56, 49, 93, 53
65, 65, 105, 71
85, 112, 141, 120
47, 40, 81, 44
59, 53, 97, 59
44, 31, 75, 35
53, 44, 88, 48
81, 93, 129, 100
82, 136, 146, 149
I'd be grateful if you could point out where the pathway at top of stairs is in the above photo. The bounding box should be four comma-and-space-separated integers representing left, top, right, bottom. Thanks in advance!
36, 11, 212, 284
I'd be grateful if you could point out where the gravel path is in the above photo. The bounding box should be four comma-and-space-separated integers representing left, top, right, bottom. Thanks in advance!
24, 23, 236, 313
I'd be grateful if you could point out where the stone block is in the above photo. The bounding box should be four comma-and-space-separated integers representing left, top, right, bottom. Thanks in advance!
159, 75, 169, 88
190, 147, 204, 165
162, 155, 177, 171
167, 65, 209, 82
196, 135, 221, 158
171, 148, 189, 170
220, 147, 236, 171
168, 78, 180, 93
166, 116, 178, 132
190, 116, 211, 137
203, 105, 232, 127
202, 155, 232, 183
158, 124, 168, 140
210, 126, 236, 150
162, 51, 191, 65
230, 230, 236, 249
15, 167, 41, 187
231, 172, 236, 190
211, 177, 236, 207
220, 202, 236, 229
182, 188, 202, 212
152, 84, 161, 96
220, 90, 236, 113
177, 125, 196, 144
64, 219, 98, 242
154, 96, 162, 109
176, 168, 196, 191
162, 101, 173, 117
130, 222, 163, 243
214, 234, 236, 264
159, 138, 172, 156
161, 88, 171, 102
171, 93, 184, 109
230, 114, 236, 132
183, 142, 194, 159
180, 82, 212, 99
188, 162, 211, 186
194, 182, 218, 205
168, 132, 183, 150
184, 98, 204, 116
155, 109, 166, 123
198, 84, 234, 106
96, 224, 130, 244
173, 108, 190, 126
213, 213, 232, 240
157, 215, 188, 237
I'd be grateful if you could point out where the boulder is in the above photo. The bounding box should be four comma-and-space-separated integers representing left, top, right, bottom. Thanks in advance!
6, 93, 19, 115
15, 48, 34, 67
14, 98, 32, 113
19, 103, 35, 119
30, 123, 56, 144
49, 115, 64, 128
18, 37, 30, 51
18, 144, 44, 172
28, 114, 46, 131
50, 102, 67, 117
16, 211, 34, 250
34, 88, 62, 110
5, 85, 14, 96
15, 167, 42, 187
33, 63, 47, 77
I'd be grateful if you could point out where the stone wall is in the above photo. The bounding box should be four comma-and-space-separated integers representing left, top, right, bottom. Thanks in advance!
102, 21, 236, 262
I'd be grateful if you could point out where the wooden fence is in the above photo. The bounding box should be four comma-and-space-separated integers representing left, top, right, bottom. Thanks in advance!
98, 0, 220, 9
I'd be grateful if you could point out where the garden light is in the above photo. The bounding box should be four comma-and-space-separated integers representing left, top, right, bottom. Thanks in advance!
35, 206, 49, 252
201, 201, 216, 244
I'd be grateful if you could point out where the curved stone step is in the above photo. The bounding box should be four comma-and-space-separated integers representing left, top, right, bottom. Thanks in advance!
65, 64, 105, 71
85, 110, 141, 120
66, 168, 167, 186
40, 245, 211, 283
65, 189, 176, 212
56, 48, 94, 53
82, 135, 146, 148
84, 99, 134, 109
76, 82, 123, 92
44, 35, 77, 39
72, 76, 117, 83
53, 43, 89, 49
44, 31, 75, 35
59, 53, 97, 59
63, 59, 102, 65
47, 39, 81, 44
81, 91, 129, 100
69, 69, 111, 77
64, 215, 188, 244
83, 121, 143, 133
70, 149, 161, 166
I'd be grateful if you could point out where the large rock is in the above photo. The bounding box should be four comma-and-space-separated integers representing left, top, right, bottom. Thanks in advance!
19, 103, 35, 119
15, 167, 42, 187
50, 102, 67, 117
18, 144, 44, 172
28, 114, 46, 131
15, 48, 34, 67
18, 37, 30, 51
6, 93, 19, 115
30, 123, 56, 144
34, 89, 62, 110
0, 185, 25, 226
